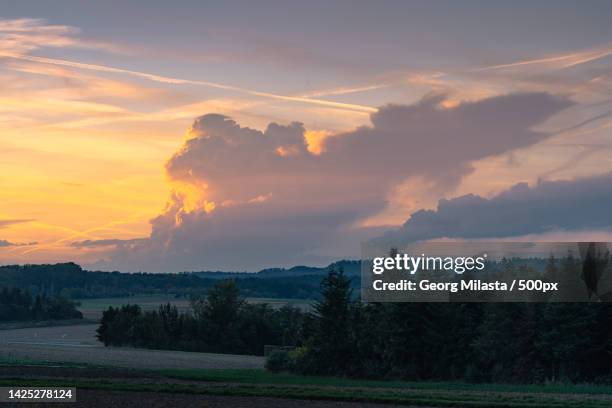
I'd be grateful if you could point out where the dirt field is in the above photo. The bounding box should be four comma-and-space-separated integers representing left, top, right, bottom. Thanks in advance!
0, 324, 264, 370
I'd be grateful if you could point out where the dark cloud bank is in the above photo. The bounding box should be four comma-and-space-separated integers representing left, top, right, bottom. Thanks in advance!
379, 172, 612, 246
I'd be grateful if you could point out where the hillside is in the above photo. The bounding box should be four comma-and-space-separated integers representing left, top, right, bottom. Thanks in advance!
0, 261, 361, 299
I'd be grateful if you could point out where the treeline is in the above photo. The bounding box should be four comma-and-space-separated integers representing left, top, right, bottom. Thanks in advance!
0, 287, 82, 322
0, 262, 359, 299
99, 266, 612, 383
96, 280, 306, 355
270, 268, 612, 384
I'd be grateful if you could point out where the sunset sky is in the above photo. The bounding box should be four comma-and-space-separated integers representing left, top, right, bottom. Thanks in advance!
1, 1, 612, 271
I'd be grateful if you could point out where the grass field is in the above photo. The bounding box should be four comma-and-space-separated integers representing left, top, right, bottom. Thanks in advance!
1, 307, 608, 407
76, 296, 191, 320
1, 363, 610, 407
0, 324, 264, 370
77, 295, 313, 320
158, 368, 612, 395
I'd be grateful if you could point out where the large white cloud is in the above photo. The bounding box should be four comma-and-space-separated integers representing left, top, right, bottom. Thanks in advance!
90, 92, 572, 271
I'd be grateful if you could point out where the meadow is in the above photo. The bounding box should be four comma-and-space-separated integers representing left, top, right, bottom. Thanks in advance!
1, 281, 609, 407
0, 362, 611, 407
0, 324, 263, 370
77, 295, 313, 320
1, 319, 610, 407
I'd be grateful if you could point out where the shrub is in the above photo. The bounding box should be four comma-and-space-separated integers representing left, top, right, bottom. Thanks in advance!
286, 346, 310, 373
265, 350, 291, 372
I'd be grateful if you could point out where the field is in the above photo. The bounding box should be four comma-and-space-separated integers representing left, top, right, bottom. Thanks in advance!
77, 295, 313, 320
1, 362, 611, 407
0, 323, 610, 407
9, 389, 397, 408
0, 324, 263, 370
1, 305, 610, 407
0, 294, 312, 370
77, 296, 191, 320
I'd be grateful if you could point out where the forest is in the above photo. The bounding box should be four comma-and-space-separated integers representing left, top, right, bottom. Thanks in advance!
0, 287, 82, 321
0, 262, 360, 299
97, 261, 612, 384
96, 280, 307, 356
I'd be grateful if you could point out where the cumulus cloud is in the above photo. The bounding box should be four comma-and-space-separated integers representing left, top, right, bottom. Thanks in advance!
379, 171, 612, 245
96, 92, 571, 271
165, 93, 570, 212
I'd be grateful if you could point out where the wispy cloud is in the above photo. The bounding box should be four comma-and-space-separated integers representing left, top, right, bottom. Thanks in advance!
474, 44, 612, 71
0, 17, 375, 114
0, 18, 73, 33
20, 212, 152, 255
0, 18, 123, 54
298, 83, 388, 98
0, 239, 37, 247
0, 53, 376, 113
70, 238, 146, 248
0, 219, 33, 228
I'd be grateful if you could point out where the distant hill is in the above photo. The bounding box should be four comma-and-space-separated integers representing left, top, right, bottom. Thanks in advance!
0, 260, 361, 300
192, 260, 361, 279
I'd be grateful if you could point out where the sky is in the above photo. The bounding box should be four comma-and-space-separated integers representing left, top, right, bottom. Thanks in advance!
1, 1, 612, 271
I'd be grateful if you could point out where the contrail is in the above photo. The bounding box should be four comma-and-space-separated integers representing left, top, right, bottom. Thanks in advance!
298, 83, 388, 98
21, 213, 148, 255
0, 52, 377, 113
473, 46, 612, 71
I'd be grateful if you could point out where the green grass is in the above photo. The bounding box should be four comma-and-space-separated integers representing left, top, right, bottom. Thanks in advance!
0, 358, 113, 370
76, 296, 191, 319
77, 296, 312, 319
244, 297, 314, 306
1, 377, 610, 408
156, 368, 612, 396
0, 318, 94, 330
0, 358, 86, 368
2, 361, 611, 406
3, 359, 611, 397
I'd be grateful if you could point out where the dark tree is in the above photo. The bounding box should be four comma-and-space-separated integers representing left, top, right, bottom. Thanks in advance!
303, 266, 353, 375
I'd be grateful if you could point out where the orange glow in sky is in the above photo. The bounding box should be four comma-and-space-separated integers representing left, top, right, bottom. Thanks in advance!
1, 9, 611, 270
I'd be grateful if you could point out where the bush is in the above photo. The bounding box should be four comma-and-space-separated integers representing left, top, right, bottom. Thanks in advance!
286, 346, 309, 374
265, 350, 291, 373
265, 346, 312, 374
